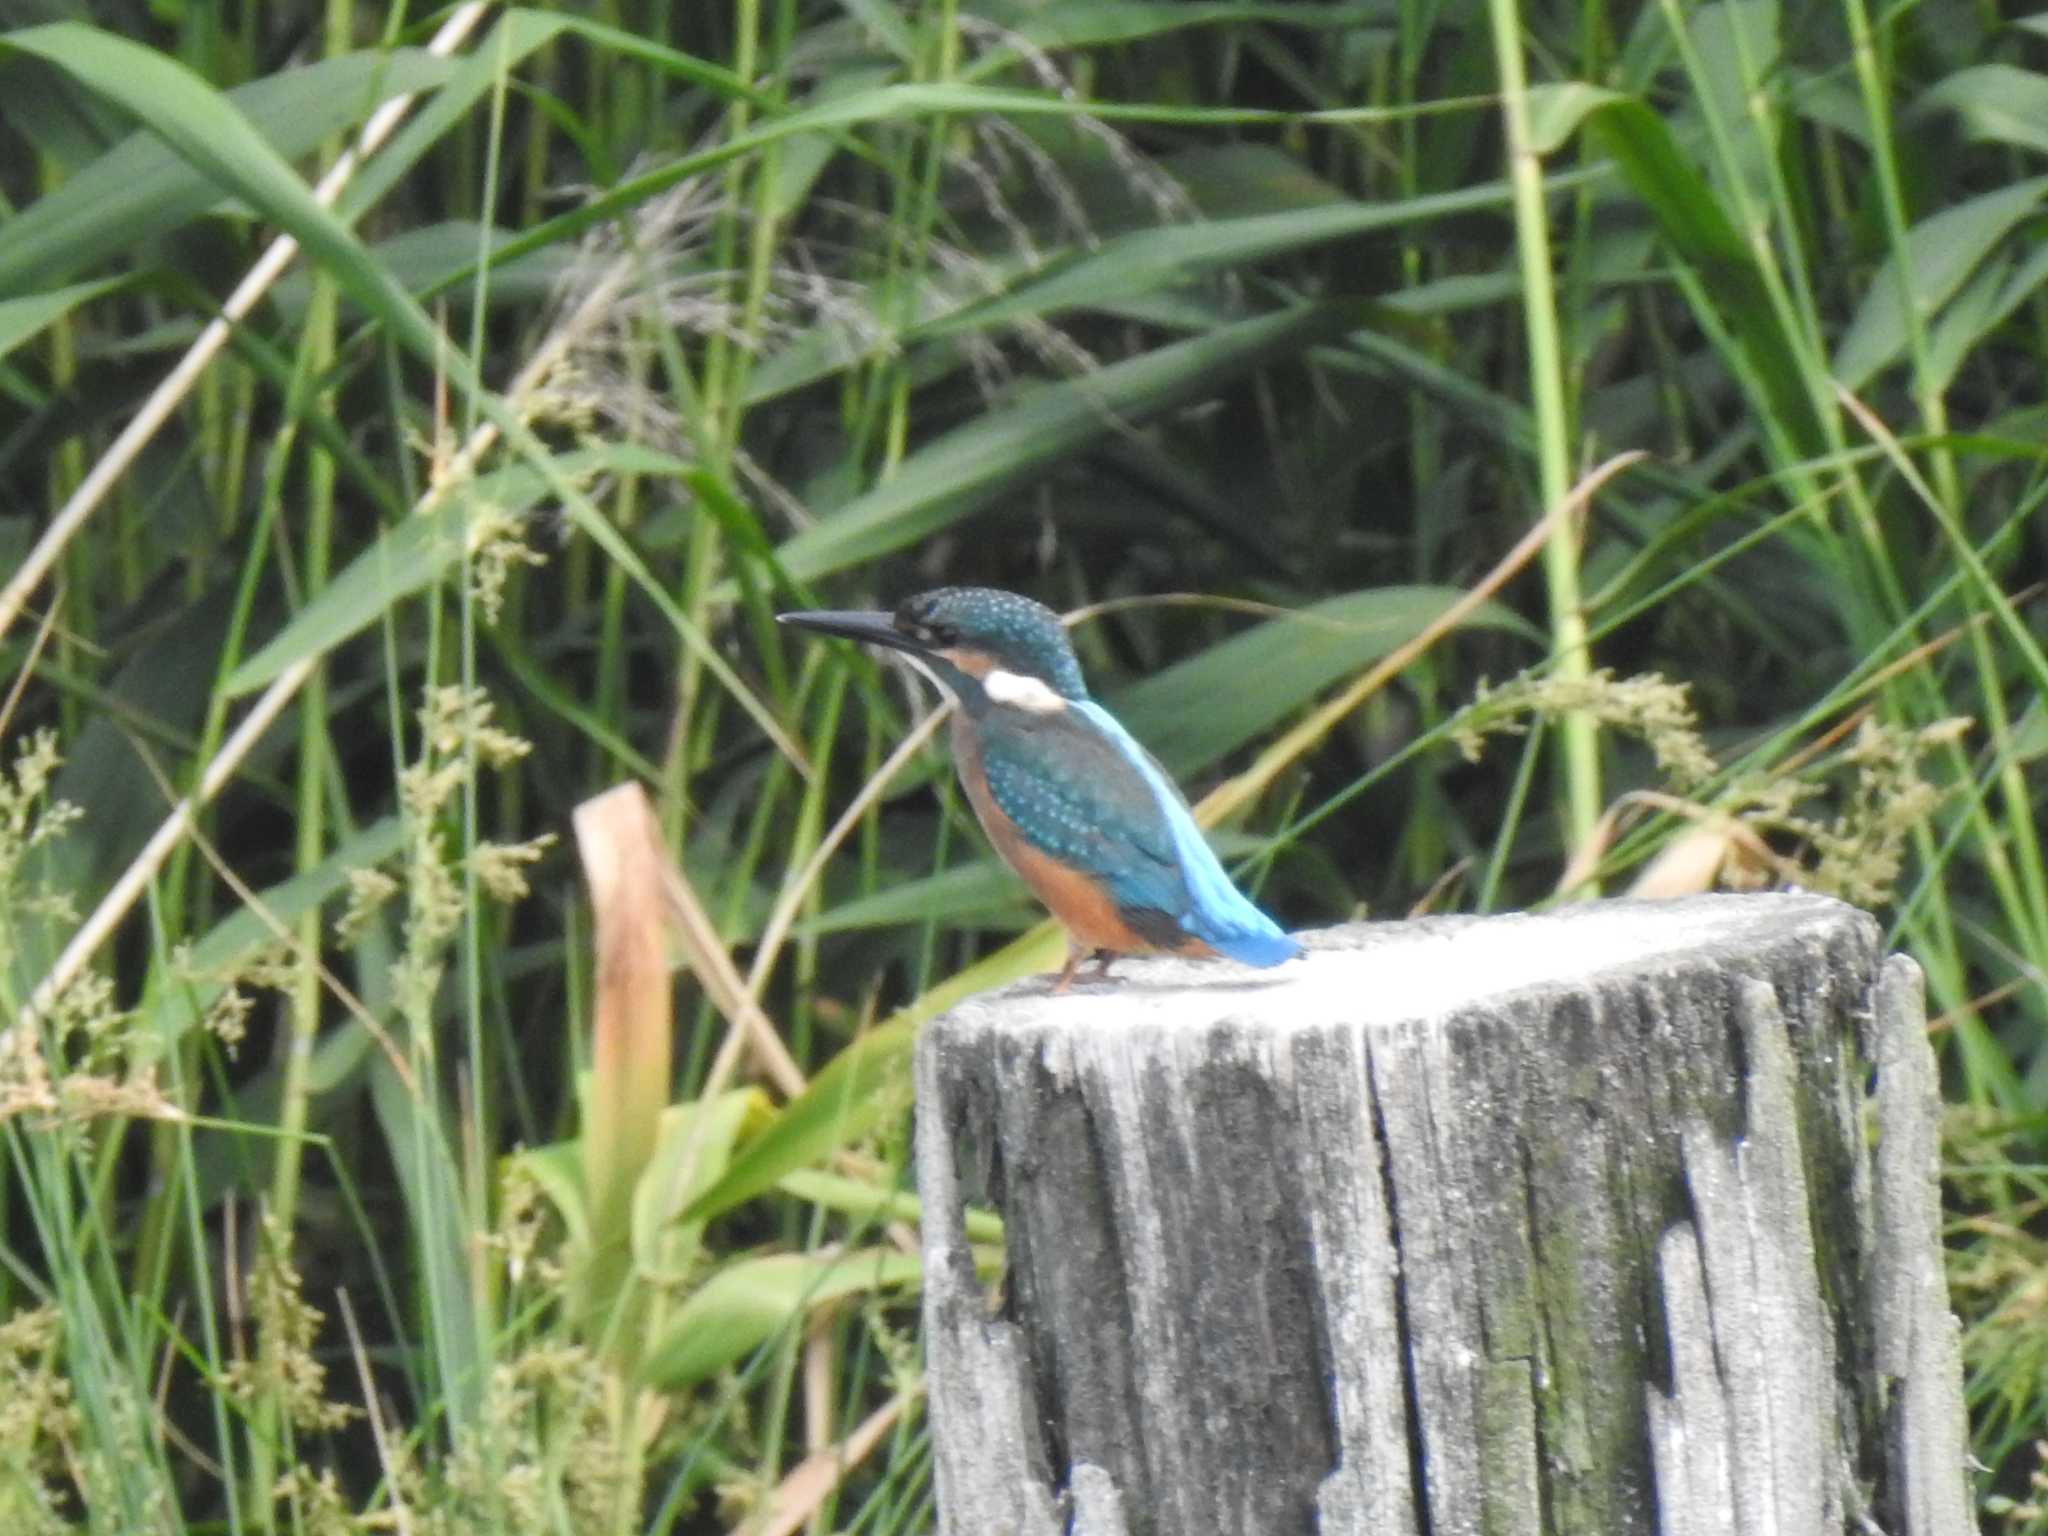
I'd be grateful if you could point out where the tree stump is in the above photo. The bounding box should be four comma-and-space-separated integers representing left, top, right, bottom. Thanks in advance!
914, 894, 1976, 1536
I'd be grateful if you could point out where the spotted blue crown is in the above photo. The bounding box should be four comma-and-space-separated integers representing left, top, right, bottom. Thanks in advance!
893, 587, 1089, 700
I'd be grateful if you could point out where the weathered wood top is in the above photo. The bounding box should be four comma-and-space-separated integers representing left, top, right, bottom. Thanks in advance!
916, 894, 1976, 1536
932, 889, 1874, 1034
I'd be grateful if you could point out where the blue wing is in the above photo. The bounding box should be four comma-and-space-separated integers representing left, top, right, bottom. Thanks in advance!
976, 703, 1299, 967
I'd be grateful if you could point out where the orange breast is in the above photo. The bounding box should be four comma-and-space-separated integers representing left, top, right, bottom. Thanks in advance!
1004, 836, 1155, 952
949, 718, 1207, 956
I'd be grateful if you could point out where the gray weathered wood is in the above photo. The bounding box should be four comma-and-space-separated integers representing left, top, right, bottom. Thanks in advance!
915, 893, 1977, 1536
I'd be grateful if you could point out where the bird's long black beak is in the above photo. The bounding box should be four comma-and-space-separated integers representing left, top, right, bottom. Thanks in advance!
775, 608, 928, 656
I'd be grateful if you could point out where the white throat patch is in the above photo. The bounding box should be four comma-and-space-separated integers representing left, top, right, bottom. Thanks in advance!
983, 668, 1067, 714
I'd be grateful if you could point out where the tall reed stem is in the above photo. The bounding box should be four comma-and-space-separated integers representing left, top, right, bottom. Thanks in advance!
1485, 0, 1602, 878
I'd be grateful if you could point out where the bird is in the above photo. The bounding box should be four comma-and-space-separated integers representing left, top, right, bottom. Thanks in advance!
777, 586, 1301, 990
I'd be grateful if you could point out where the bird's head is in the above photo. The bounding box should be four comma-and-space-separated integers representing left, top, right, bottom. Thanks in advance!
777, 586, 1088, 715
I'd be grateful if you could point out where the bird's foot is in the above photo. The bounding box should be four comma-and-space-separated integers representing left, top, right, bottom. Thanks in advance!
1051, 948, 1118, 993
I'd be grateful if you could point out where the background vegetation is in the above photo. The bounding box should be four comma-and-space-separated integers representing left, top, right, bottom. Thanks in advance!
0, 0, 2044, 1529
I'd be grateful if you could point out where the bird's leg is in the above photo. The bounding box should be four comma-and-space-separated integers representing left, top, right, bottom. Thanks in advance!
1052, 945, 1085, 994
1087, 949, 1119, 982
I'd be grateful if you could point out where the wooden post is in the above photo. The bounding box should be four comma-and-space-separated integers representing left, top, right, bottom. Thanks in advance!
915, 894, 1976, 1536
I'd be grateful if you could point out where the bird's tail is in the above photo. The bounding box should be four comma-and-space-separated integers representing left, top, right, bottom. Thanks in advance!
1158, 798, 1302, 968
1198, 916, 1303, 969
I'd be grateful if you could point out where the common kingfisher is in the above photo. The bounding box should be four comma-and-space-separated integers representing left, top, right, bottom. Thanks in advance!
777, 587, 1301, 989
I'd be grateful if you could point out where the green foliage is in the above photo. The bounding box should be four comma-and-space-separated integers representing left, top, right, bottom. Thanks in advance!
0, 0, 2045, 1529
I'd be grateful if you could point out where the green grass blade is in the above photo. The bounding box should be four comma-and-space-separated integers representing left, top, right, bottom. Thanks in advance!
922, 186, 1520, 339
1833, 178, 2048, 390
224, 446, 691, 697
0, 276, 126, 360
0, 44, 452, 291
773, 304, 1353, 585
639, 1249, 925, 1390
684, 930, 1064, 1226
1110, 586, 1539, 777
1914, 63, 2048, 157
776, 1167, 1004, 1243
1576, 94, 1828, 456
0, 22, 454, 370
797, 862, 1023, 937
333, 10, 570, 222
979, 0, 1390, 53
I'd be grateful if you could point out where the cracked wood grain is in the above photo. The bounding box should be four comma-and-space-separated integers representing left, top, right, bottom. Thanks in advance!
916, 894, 1977, 1536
